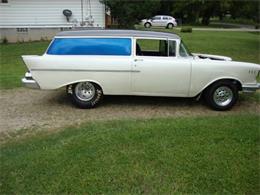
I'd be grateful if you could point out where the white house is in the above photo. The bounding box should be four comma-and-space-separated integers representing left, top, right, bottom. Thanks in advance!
0, 0, 106, 42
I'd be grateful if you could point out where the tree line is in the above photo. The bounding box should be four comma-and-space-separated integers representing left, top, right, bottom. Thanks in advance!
100, 0, 259, 28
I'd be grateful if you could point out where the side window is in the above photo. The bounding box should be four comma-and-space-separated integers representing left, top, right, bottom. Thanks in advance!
152, 16, 161, 20
168, 40, 176, 56
163, 17, 168, 20
47, 38, 132, 55
136, 39, 168, 57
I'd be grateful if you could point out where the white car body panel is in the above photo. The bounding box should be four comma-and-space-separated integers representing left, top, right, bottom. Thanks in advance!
22, 55, 133, 94
132, 56, 191, 97
21, 30, 260, 98
189, 59, 259, 96
192, 53, 232, 61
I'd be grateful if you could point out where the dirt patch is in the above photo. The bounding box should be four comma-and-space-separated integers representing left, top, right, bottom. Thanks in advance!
0, 88, 259, 133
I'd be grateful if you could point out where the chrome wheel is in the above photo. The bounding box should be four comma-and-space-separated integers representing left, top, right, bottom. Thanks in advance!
75, 82, 95, 101
213, 86, 233, 107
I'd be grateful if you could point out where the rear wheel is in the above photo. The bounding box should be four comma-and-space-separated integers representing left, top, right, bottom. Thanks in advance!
69, 82, 103, 109
144, 22, 151, 28
204, 81, 238, 111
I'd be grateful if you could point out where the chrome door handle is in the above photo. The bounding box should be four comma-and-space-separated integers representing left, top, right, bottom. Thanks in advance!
134, 59, 143, 62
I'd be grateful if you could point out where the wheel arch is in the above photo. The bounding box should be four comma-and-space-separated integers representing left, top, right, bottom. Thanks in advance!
63, 80, 103, 92
196, 77, 242, 97
144, 22, 152, 26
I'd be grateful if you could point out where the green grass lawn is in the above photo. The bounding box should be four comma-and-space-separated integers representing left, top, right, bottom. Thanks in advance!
1, 115, 259, 194
0, 30, 259, 89
0, 41, 49, 89
1, 31, 259, 194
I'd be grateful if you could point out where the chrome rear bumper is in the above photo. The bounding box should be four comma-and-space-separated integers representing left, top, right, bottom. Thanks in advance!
242, 83, 260, 92
21, 72, 40, 89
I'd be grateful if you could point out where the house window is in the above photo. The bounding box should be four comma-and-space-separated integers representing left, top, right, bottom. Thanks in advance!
17, 28, 29, 33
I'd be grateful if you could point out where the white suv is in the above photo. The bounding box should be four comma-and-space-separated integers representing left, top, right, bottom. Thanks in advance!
141, 15, 177, 29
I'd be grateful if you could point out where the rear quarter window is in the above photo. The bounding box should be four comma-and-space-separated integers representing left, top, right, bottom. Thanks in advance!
47, 38, 132, 56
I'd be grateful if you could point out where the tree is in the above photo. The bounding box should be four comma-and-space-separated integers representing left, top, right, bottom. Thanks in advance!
171, 0, 202, 24
229, 0, 259, 23
100, 0, 160, 28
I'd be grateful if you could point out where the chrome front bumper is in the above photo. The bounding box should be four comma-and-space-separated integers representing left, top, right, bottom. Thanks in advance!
21, 72, 40, 89
242, 83, 260, 92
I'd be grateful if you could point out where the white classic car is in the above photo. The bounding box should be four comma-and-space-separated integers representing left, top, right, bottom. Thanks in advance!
141, 15, 177, 28
22, 30, 260, 110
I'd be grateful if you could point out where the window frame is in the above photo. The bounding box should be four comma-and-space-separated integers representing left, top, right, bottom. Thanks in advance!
134, 37, 178, 58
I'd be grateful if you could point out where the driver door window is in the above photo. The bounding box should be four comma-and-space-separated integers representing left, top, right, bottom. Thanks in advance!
136, 39, 176, 57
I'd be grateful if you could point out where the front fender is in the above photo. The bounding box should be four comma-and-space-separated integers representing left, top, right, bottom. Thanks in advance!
190, 76, 243, 97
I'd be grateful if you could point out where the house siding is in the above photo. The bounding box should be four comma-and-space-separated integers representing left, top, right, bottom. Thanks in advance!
0, 0, 105, 42
0, 0, 105, 27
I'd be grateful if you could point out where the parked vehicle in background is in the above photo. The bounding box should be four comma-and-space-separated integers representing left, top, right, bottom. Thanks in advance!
21, 30, 260, 111
141, 15, 177, 28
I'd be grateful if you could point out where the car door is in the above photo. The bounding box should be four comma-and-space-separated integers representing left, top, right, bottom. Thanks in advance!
162, 16, 169, 26
132, 38, 191, 97
151, 16, 162, 26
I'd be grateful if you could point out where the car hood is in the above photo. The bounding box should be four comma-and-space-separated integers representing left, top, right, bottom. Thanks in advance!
192, 53, 232, 61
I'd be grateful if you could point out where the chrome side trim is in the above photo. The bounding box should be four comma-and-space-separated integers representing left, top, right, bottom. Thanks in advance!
31, 69, 141, 73
21, 77, 40, 89
242, 83, 260, 93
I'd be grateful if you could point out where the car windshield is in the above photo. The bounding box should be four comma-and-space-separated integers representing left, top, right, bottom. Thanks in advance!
179, 41, 192, 57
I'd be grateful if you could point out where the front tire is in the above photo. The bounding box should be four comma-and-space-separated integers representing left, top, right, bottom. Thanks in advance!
204, 81, 238, 111
69, 82, 103, 109
167, 23, 174, 29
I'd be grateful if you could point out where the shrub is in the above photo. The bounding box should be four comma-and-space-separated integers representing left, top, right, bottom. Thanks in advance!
255, 24, 259, 29
181, 26, 192, 33
2, 37, 8, 44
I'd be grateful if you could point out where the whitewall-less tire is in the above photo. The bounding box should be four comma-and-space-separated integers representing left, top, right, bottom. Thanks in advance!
69, 82, 103, 109
204, 81, 238, 111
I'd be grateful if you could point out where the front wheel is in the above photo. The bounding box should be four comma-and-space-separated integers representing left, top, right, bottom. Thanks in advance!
69, 82, 103, 109
204, 81, 238, 111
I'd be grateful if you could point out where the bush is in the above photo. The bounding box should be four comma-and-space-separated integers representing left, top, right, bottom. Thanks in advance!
255, 24, 260, 29
107, 24, 120, 29
181, 26, 192, 33
1, 37, 8, 44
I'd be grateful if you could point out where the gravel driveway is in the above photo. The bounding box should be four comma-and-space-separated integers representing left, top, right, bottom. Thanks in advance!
1, 88, 259, 134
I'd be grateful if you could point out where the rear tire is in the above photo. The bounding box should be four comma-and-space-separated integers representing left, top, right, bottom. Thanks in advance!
204, 81, 238, 111
144, 22, 151, 28
69, 82, 103, 109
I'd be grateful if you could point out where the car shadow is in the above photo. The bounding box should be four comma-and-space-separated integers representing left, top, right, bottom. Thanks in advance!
102, 95, 203, 108
52, 90, 205, 108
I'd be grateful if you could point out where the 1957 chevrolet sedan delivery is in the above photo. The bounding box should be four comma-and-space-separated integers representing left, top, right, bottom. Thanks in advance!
22, 30, 260, 110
